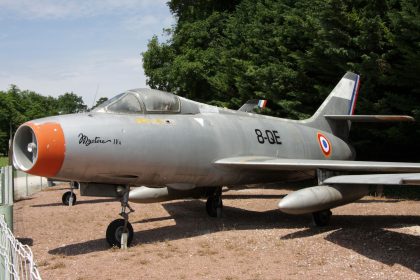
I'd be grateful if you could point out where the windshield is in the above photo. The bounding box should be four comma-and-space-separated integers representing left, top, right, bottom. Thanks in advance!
93, 93, 124, 111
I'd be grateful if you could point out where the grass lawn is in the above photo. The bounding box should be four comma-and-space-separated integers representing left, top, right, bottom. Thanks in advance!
0, 157, 9, 167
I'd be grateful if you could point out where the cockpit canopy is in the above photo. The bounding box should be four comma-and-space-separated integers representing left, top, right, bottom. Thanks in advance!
93, 89, 181, 114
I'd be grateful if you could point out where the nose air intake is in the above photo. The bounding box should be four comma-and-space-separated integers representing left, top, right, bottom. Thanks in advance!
13, 125, 38, 171
13, 122, 65, 177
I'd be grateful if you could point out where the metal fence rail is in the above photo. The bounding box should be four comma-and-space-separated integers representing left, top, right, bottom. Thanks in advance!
0, 215, 41, 280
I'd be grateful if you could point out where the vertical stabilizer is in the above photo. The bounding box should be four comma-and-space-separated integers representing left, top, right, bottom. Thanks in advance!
304, 72, 360, 140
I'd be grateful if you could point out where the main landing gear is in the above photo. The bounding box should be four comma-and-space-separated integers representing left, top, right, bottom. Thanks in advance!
206, 187, 223, 218
312, 209, 332, 226
62, 181, 79, 206
106, 186, 134, 248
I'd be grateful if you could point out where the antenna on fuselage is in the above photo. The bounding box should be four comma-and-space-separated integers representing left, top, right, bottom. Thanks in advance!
91, 84, 100, 109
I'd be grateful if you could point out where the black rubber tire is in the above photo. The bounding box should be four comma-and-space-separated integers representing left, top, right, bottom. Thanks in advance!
312, 209, 332, 226
62, 191, 77, 206
106, 219, 134, 248
206, 196, 223, 218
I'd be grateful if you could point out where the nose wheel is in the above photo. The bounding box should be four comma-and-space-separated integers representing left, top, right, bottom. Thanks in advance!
62, 182, 79, 206
62, 191, 76, 206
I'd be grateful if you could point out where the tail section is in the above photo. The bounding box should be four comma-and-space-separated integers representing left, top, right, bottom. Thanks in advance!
305, 72, 360, 140
310, 72, 361, 120
304, 72, 360, 140
305, 72, 414, 140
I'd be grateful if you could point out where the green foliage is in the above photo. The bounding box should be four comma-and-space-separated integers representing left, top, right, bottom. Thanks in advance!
0, 86, 87, 155
143, 0, 420, 161
0, 157, 8, 167
92, 97, 109, 109
57, 92, 87, 114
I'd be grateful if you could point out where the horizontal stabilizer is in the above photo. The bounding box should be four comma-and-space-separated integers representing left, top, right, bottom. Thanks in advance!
215, 156, 420, 172
323, 173, 420, 186
324, 115, 414, 122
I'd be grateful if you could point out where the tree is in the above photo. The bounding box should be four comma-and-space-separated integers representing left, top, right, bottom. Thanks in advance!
92, 97, 109, 109
142, 0, 420, 161
0, 86, 87, 155
57, 92, 87, 114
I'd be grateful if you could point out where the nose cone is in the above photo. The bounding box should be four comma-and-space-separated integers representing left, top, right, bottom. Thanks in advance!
13, 122, 65, 177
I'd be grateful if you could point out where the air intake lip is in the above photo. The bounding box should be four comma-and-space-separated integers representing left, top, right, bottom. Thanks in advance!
13, 122, 65, 177
13, 124, 38, 171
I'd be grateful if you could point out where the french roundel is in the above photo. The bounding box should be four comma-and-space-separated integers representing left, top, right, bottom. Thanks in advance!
317, 132, 332, 157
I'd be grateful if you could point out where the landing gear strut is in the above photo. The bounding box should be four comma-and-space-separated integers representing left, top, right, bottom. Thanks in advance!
106, 186, 134, 248
312, 209, 332, 226
62, 181, 78, 206
206, 187, 223, 218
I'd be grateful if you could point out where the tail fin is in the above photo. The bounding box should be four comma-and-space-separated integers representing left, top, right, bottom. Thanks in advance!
304, 72, 414, 140
304, 72, 360, 139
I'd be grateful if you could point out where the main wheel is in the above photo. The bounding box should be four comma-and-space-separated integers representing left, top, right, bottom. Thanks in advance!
62, 191, 77, 206
312, 209, 332, 226
206, 196, 223, 218
106, 219, 134, 248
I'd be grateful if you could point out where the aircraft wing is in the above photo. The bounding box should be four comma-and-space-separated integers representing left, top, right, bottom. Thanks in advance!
214, 156, 420, 172
324, 115, 414, 122
323, 173, 420, 185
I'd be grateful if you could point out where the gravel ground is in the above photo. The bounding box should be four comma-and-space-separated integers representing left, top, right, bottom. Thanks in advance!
13, 185, 420, 280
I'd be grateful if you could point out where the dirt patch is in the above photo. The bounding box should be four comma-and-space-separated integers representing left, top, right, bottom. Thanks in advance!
13, 185, 420, 279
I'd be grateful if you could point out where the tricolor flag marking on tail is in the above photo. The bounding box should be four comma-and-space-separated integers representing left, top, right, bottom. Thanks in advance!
258, 100, 267, 109
348, 74, 360, 115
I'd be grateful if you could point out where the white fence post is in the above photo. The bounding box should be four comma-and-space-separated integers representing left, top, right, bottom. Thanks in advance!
1, 168, 4, 204
0, 167, 13, 232
7, 167, 13, 206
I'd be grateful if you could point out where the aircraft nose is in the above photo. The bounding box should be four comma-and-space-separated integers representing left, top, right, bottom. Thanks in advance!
13, 122, 65, 177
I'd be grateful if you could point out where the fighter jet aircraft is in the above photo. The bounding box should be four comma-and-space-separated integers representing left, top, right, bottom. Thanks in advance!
12, 72, 420, 248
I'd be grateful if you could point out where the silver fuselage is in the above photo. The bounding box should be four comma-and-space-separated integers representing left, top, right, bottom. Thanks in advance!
33, 109, 353, 188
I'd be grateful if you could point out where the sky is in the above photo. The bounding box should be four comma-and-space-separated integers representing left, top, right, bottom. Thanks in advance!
0, 0, 174, 107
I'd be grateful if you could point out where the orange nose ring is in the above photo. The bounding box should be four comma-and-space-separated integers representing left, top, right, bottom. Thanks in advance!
27, 122, 65, 177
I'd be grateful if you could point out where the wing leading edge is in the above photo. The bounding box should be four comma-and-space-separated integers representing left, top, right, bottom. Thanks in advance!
214, 156, 420, 173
